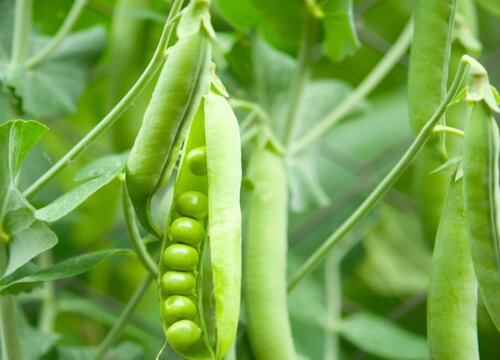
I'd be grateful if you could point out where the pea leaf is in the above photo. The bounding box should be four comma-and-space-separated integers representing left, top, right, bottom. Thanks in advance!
74, 152, 129, 182
215, 0, 263, 30
340, 312, 429, 360
0, 249, 132, 294
2, 27, 106, 118
35, 155, 126, 222
321, 0, 361, 61
58, 342, 144, 360
0, 120, 58, 277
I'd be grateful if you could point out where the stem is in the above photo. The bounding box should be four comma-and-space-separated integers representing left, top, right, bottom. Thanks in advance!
25, 0, 89, 68
287, 58, 470, 292
121, 182, 159, 278
433, 125, 465, 138
324, 252, 341, 360
23, 0, 186, 199
38, 251, 56, 332
10, 0, 32, 66
92, 274, 153, 360
282, 13, 316, 146
0, 296, 23, 360
289, 18, 413, 156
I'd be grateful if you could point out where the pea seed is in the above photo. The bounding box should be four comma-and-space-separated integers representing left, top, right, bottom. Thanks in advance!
170, 217, 205, 245
161, 271, 196, 295
163, 244, 199, 271
166, 320, 202, 350
187, 146, 207, 176
162, 296, 197, 325
176, 191, 209, 219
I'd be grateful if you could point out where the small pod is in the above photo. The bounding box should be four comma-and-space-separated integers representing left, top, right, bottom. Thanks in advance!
463, 101, 500, 332
428, 176, 479, 360
243, 146, 296, 360
126, 26, 211, 238
158, 87, 242, 360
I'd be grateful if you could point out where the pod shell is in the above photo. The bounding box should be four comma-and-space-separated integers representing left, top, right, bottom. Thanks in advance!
428, 177, 479, 360
463, 101, 500, 332
126, 32, 211, 237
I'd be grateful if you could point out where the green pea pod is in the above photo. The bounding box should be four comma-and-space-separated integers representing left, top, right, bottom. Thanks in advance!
408, 0, 457, 245
126, 30, 211, 238
408, 0, 456, 136
158, 87, 242, 360
463, 100, 500, 332
244, 146, 296, 360
428, 175, 479, 360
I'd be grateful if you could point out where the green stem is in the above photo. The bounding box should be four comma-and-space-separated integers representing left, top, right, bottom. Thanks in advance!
25, 0, 89, 68
92, 274, 153, 360
287, 57, 470, 292
121, 181, 159, 277
22, 0, 186, 199
0, 296, 23, 360
289, 18, 413, 156
37, 251, 56, 332
324, 252, 341, 360
10, 0, 32, 66
433, 125, 465, 138
282, 13, 316, 146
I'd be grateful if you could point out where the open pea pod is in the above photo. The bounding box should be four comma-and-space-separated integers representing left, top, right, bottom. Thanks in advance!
157, 86, 242, 360
126, 0, 213, 238
463, 100, 500, 332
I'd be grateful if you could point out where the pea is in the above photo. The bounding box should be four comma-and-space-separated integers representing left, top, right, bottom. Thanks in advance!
170, 217, 205, 245
175, 191, 208, 219
186, 146, 207, 176
166, 320, 202, 350
162, 296, 198, 325
161, 271, 196, 295
163, 244, 199, 271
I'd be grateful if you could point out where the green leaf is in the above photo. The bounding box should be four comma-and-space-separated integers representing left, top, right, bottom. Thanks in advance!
248, 0, 304, 52
74, 152, 129, 182
35, 158, 125, 222
58, 342, 144, 360
0, 249, 132, 294
215, 0, 263, 30
1, 27, 106, 118
17, 309, 60, 360
340, 312, 429, 360
0, 120, 58, 277
321, 0, 361, 61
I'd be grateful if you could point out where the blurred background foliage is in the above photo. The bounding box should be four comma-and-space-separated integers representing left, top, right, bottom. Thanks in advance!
0, 0, 499, 358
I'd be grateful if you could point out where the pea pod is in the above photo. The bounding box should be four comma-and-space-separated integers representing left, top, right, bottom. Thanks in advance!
408, 0, 457, 245
428, 175, 478, 360
244, 146, 296, 359
158, 87, 242, 360
463, 100, 500, 332
126, 5, 212, 238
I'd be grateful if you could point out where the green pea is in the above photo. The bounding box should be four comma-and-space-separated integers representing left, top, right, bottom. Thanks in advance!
187, 146, 207, 176
170, 217, 205, 245
175, 191, 208, 219
162, 296, 197, 325
166, 320, 202, 350
161, 271, 196, 295
163, 244, 199, 271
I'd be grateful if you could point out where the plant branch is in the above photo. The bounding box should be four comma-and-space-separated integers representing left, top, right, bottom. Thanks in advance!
289, 18, 413, 156
23, 0, 186, 199
92, 274, 154, 360
10, 0, 32, 66
25, 0, 89, 68
121, 181, 159, 277
287, 57, 470, 292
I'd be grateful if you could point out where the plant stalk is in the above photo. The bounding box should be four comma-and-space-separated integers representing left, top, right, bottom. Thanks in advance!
10, 0, 32, 66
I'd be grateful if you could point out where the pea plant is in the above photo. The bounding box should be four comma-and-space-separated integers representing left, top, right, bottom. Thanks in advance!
0, 0, 500, 359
